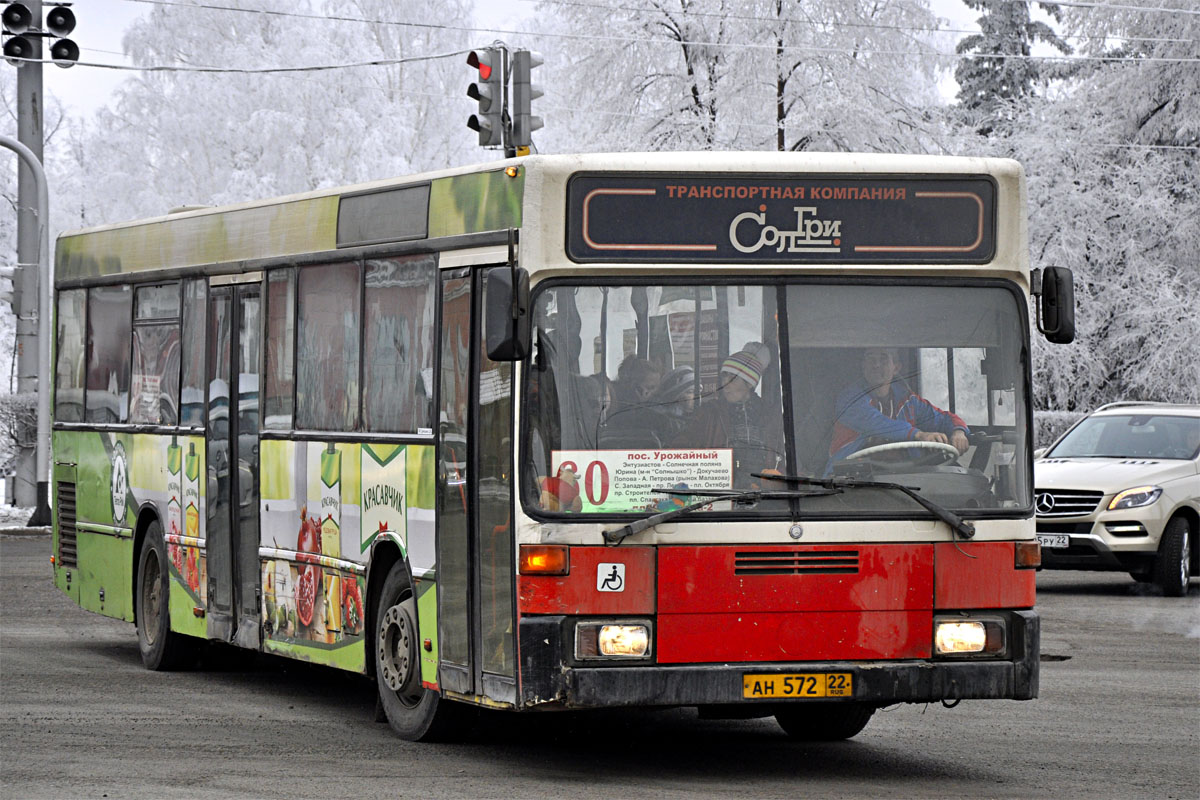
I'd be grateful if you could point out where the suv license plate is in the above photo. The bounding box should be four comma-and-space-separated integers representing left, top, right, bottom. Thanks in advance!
1038, 534, 1070, 549
743, 672, 852, 699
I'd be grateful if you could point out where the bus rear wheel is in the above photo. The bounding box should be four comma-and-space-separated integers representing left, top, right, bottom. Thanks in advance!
374, 563, 473, 741
135, 520, 195, 670
775, 702, 875, 741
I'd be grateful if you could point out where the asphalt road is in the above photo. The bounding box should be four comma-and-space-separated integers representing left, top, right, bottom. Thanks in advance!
2, 533, 1197, 800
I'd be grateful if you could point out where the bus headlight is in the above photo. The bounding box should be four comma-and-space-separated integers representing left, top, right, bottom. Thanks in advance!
576, 621, 651, 659
934, 616, 1006, 656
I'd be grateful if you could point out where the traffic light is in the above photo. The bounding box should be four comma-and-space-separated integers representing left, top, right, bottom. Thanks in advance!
467, 48, 503, 148
2, 2, 34, 66
2, 3, 78, 67
45, 4, 77, 67
511, 50, 543, 150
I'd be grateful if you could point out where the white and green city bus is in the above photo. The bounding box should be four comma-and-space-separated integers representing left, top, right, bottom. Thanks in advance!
51, 152, 1074, 741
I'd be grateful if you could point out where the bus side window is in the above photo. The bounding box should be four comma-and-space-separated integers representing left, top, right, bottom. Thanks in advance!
85, 285, 133, 424
296, 262, 361, 431
55, 289, 87, 423
363, 255, 437, 433
262, 271, 293, 430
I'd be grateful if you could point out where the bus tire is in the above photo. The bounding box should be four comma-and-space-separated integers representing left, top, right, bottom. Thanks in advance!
135, 520, 195, 670
775, 702, 875, 741
1153, 517, 1191, 597
374, 562, 473, 741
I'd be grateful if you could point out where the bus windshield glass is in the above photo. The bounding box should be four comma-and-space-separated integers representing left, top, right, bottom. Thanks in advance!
524, 281, 1030, 518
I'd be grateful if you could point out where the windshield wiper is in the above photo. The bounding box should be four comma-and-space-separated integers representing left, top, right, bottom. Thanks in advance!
751, 473, 976, 540
603, 486, 838, 545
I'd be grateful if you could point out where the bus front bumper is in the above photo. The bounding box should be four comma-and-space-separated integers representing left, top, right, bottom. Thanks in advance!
517, 610, 1038, 709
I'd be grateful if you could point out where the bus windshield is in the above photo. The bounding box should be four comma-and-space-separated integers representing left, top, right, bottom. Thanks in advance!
524, 280, 1030, 518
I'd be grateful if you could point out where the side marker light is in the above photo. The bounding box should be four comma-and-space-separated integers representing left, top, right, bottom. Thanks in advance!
519, 544, 569, 575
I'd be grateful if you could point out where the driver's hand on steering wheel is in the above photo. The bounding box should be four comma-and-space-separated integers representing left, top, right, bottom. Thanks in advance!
915, 430, 970, 455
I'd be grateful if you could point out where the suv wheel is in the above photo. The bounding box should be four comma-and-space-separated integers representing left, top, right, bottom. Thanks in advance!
1153, 517, 1192, 597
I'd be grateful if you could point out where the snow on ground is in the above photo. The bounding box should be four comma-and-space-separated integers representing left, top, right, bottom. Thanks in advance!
0, 506, 37, 528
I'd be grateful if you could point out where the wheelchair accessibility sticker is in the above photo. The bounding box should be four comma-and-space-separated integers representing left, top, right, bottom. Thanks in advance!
597, 563, 625, 592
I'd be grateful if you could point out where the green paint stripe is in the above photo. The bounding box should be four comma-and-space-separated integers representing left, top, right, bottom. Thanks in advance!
56, 196, 339, 280
428, 169, 523, 238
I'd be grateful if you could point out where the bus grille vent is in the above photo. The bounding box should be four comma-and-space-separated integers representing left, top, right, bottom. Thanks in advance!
734, 550, 859, 575
57, 481, 78, 568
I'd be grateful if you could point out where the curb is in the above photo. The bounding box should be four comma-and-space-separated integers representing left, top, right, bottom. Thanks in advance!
0, 526, 51, 537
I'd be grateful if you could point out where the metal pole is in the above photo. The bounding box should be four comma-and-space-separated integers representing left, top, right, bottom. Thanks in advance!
13, 0, 44, 512
0, 134, 51, 526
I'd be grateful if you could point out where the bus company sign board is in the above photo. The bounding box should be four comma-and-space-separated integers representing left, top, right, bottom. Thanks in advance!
566, 174, 996, 264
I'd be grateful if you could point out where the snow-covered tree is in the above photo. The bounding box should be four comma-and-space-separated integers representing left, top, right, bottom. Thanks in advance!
1061, 0, 1198, 148
534, 0, 945, 155
954, 0, 1071, 132
741, 0, 944, 152
72, 0, 479, 226
969, 2, 1200, 409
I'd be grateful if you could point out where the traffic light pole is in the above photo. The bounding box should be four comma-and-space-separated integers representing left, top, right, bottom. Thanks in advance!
501, 46, 515, 159
1, 133, 51, 526
13, 0, 43, 514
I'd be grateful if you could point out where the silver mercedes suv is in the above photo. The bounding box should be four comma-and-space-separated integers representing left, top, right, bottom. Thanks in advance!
1035, 402, 1200, 596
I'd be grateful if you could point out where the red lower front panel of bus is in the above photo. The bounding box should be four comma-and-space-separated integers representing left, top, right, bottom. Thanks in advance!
515, 541, 1039, 708
516, 542, 1035, 663
656, 545, 933, 663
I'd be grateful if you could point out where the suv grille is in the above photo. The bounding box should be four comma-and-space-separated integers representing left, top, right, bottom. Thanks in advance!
734, 550, 859, 575
57, 481, 78, 567
1034, 488, 1104, 517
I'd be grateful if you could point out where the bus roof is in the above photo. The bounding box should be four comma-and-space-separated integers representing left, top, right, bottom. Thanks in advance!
56, 152, 1023, 284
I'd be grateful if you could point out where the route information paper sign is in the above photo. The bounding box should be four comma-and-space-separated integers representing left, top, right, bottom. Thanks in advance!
551, 448, 733, 513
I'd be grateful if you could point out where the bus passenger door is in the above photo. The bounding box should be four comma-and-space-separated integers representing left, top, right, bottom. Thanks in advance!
206, 283, 262, 649
435, 268, 516, 703
437, 271, 474, 693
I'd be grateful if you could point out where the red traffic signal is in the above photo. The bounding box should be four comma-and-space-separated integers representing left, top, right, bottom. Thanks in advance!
466, 48, 503, 147
467, 49, 495, 81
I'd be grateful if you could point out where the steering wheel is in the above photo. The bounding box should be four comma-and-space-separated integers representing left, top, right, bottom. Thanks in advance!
843, 440, 961, 466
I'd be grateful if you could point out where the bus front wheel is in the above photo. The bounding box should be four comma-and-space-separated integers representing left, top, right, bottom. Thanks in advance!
135, 520, 195, 670
374, 563, 473, 741
775, 702, 875, 741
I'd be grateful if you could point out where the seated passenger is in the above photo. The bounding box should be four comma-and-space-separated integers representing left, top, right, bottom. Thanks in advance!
651, 366, 698, 439
827, 347, 969, 473
611, 356, 662, 411
675, 343, 782, 486
600, 357, 666, 449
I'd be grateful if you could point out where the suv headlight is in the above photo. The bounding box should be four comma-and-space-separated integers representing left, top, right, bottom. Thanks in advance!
1108, 486, 1162, 510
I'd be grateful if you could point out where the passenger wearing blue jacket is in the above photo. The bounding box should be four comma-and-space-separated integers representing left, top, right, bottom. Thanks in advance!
827, 348, 969, 474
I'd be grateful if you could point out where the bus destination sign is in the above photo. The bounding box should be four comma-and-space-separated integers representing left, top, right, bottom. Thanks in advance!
566, 174, 996, 264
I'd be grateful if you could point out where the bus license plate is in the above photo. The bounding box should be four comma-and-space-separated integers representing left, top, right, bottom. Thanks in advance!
742, 673, 852, 700
1037, 534, 1070, 549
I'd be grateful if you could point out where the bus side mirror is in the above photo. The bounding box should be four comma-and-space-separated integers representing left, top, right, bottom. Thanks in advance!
485, 266, 531, 361
1032, 266, 1075, 344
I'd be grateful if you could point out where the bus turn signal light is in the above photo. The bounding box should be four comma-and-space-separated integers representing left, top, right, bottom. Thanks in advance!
519, 544, 569, 575
1014, 540, 1041, 569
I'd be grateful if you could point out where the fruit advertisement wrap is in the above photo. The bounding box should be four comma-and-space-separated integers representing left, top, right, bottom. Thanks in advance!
50, 430, 208, 636
258, 440, 436, 675
161, 439, 208, 637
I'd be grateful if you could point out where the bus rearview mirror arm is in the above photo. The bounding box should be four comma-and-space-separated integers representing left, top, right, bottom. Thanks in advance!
484, 229, 531, 361
1032, 266, 1076, 344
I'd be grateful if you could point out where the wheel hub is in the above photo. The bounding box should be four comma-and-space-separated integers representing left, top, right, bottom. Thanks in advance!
378, 600, 420, 702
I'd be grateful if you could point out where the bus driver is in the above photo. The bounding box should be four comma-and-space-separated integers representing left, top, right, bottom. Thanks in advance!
827, 347, 969, 473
